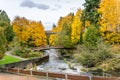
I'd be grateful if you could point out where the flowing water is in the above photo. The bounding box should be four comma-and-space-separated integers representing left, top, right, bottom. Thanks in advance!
36, 49, 87, 75
35, 49, 119, 77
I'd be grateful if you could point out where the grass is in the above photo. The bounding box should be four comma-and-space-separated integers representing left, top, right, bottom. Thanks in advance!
0, 55, 21, 65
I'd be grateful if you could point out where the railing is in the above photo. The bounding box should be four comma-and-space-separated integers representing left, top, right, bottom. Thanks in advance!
33, 46, 74, 51
0, 68, 119, 80
93, 71, 120, 77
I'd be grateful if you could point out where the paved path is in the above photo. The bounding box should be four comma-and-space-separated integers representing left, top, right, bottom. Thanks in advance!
5, 51, 26, 60
0, 73, 53, 80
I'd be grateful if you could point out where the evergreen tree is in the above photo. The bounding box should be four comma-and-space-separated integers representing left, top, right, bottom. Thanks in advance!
81, 0, 101, 48
81, 0, 101, 28
52, 23, 56, 29
0, 27, 6, 59
0, 10, 14, 42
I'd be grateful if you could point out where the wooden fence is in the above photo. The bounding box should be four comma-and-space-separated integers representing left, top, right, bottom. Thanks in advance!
1, 68, 119, 80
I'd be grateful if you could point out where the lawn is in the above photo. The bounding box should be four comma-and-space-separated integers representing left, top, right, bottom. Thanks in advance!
0, 55, 21, 65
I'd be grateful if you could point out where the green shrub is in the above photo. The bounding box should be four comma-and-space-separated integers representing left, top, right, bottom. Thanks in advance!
74, 41, 114, 68
0, 27, 6, 59
14, 49, 22, 56
29, 51, 43, 58
83, 25, 100, 49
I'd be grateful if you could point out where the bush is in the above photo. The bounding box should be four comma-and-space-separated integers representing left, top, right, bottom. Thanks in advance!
83, 25, 100, 49
98, 58, 120, 71
74, 45, 97, 67
0, 46, 6, 59
0, 27, 6, 59
20, 51, 43, 58
14, 49, 22, 56
74, 40, 114, 68
29, 51, 43, 58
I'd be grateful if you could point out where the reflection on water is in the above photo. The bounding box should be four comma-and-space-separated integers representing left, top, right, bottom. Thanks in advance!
37, 49, 86, 75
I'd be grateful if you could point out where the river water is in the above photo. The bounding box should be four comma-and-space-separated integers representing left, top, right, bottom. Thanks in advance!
36, 49, 88, 75
35, 49, 120, 77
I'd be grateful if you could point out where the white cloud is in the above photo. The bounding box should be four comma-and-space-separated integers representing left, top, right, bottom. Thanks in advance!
20, 0, 50, 10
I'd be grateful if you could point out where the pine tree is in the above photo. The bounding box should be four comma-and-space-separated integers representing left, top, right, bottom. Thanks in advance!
0, 10, 14, 42
81, 0, 101, 28
52, 23, 56, 29
81, 0, 101, 48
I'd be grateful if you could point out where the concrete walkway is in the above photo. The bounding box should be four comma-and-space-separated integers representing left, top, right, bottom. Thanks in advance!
5, 51, 26, 60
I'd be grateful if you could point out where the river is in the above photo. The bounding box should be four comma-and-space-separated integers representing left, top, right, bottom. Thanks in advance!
35, 49, 120, 77
36, 49, 88, 75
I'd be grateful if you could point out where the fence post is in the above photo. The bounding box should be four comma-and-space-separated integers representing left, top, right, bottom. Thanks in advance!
46, 72, 49, 80
7, 68, 8, 72
89, 75, 92, 80
17, 68, 20, 74
103, 72, 105, 77
65, 73, 68, 80
88, 72, 92, 80
30, 70, 32, 76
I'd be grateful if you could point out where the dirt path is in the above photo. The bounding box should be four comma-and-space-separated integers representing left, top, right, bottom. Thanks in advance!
5, 51, 26, 60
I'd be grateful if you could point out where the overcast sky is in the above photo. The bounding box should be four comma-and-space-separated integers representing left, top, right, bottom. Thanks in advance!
0, 0, 85, 30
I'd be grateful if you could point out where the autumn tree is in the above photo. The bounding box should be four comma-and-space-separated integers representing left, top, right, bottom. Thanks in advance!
56, 23, 72, 47
28, 21, 46, 46
50, 13, 74, 47
12, 17, 30, 43
12, 17, 46, 47
99, 0, 120, 43
49, 35, 56, 46
71, 9, 83, 45
49, 17, 64, 46
49, 13, 74, 46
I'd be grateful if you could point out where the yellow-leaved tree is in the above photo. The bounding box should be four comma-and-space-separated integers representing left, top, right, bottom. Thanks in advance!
71, 9, 82, 44
12, 17, 30, 43
49, 13, 74, 46
28, 21, 46, 46
12, 17, 46, 47
49, 18, 63, 46
99, 0, 120, 43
